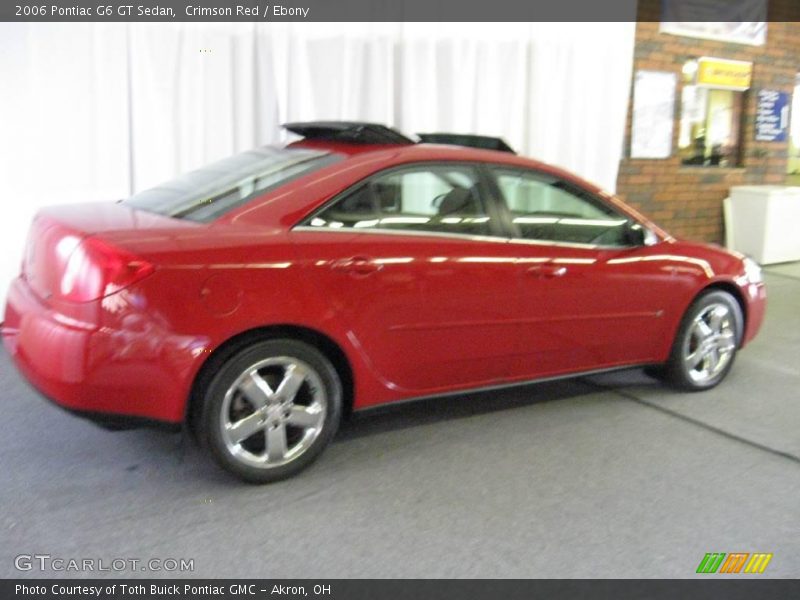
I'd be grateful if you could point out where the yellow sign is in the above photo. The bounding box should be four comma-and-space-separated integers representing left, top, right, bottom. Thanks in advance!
696, 57, 752, 90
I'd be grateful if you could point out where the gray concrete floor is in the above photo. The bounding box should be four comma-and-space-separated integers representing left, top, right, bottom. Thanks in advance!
1, 266, 799, 579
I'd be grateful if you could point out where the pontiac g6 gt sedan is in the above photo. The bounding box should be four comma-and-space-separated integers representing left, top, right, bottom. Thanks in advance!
2, 122, 766, 482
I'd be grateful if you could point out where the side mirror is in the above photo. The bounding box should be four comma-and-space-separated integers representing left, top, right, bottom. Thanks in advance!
624, 222, 658, 247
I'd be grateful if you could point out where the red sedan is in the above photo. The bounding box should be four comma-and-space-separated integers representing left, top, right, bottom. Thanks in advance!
2, 122, 766, 482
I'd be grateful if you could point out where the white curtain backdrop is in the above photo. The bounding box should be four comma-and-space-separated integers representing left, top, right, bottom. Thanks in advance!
0, 21, 636, 307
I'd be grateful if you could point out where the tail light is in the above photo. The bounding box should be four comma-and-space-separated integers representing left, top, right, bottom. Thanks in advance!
60, 237, 154, 302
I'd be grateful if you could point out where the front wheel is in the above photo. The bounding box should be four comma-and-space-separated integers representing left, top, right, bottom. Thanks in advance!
199, 339, 342, 483
664, 290, 743, 391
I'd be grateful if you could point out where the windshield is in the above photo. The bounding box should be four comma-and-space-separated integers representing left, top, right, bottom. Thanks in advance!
123, 147, 342, 222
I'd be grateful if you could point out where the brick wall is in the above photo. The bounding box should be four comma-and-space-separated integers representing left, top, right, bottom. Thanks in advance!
616, 0, 800, 243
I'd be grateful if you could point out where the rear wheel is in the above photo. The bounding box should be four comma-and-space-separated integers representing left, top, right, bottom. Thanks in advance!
664, 290, 743, 391
199, 339, 342, 483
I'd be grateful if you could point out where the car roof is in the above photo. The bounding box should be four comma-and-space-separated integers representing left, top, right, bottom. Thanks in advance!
215, 138, 664, 239
289, 137, 516, 160
287, 138, 605, 196
287, 139, 605, 193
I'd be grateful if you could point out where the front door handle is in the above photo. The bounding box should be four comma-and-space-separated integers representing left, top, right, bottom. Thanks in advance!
526, 264, 567, 279
331, 256, 382, 276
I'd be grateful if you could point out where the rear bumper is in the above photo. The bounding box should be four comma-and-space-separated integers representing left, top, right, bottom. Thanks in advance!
2, 277, 200, 424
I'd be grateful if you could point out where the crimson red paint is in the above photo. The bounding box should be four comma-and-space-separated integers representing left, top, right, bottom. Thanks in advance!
2, 142, 766, 428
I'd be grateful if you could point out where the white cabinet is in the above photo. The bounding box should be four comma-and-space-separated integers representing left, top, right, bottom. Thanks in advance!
725, 185, 800, 264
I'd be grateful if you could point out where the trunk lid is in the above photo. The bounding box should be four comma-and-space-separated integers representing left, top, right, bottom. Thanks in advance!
21, 202, 197, 302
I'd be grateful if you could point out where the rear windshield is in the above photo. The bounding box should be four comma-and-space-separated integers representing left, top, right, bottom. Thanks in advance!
123, 147, 342, 222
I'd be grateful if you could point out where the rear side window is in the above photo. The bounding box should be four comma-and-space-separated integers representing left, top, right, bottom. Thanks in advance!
304, 164, 495, 237
124, 147, 341, 222
492, 168, 631, 246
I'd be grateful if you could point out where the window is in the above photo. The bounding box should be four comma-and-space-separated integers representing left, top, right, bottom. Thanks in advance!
492, 168, 631, 246
305, 165, 494, 237
789, 73, 800, 185
124, 148, 341, 222
678, 59, 745, 167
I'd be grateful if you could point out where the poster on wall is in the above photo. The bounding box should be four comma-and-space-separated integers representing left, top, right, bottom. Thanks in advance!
661, 0, 767, 46
631, 71, 677, 159
696, 57, 752, 91
755, 90, 790, 142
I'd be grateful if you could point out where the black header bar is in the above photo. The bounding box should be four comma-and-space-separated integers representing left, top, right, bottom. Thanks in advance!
0, 0, 800, 22
3, 0, 798, 23
4, 579, 800, 600
5, 0, 641, 22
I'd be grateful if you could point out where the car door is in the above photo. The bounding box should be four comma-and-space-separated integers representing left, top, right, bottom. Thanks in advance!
291, 162, 525, 393
486, 165, 675, 376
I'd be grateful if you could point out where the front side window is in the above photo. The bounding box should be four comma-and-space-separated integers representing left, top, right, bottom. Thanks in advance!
492, 168, 631, 246
305, 165, 494, 237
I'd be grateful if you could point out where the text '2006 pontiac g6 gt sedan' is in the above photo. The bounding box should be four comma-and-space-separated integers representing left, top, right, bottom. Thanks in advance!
2, 122, 766, 482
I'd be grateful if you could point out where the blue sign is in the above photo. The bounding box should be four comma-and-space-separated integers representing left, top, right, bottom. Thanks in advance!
755, 89, 789, 142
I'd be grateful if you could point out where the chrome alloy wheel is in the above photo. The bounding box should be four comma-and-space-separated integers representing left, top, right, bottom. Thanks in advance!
683, 303, 737, 385
220, 357, 327, 469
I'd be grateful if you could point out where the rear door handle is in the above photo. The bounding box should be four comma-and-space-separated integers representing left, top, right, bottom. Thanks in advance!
331, 256, 382, 276
526, 264, 567, 279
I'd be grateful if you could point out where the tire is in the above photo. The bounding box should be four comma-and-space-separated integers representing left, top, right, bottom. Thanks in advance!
199, 339, 342, 483
664, 290, 743, 391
